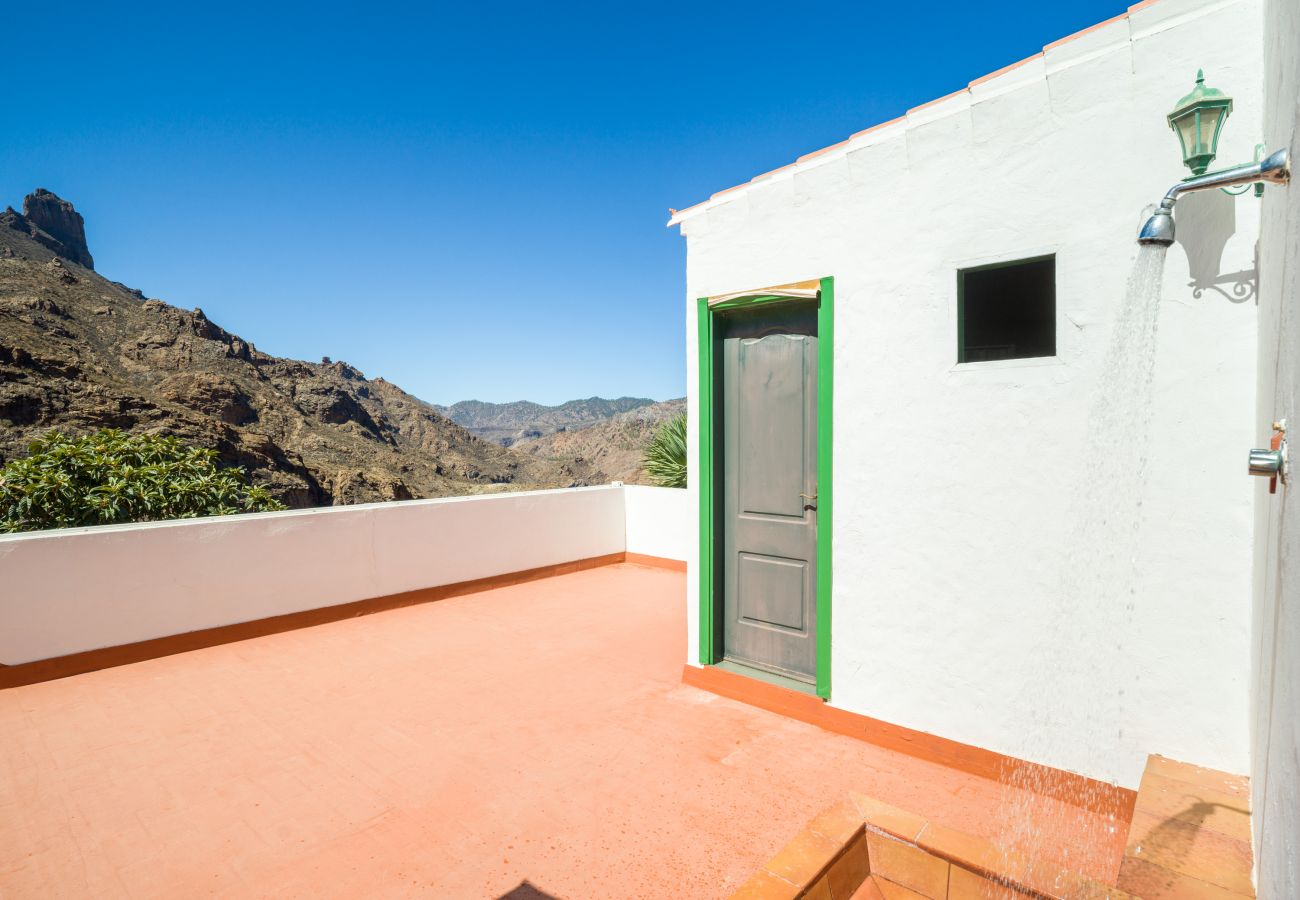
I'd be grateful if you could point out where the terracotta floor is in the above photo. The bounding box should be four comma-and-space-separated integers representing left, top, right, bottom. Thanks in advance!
0, 563, 1122, 899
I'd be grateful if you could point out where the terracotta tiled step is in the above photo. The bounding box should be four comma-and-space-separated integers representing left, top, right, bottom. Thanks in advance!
728, 797, 872, 898
946, 866, 1035, 898
873, 876, 931, 899
850, 876, 886, 899
865, 830, 949, 897
731, 754, 1258, 899
729, 792, 1134, 899
1117, 755, 1254, 899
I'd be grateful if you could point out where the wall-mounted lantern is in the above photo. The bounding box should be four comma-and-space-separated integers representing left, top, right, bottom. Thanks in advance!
1167, 70, 1234, 176
1139, 70, 1288, 246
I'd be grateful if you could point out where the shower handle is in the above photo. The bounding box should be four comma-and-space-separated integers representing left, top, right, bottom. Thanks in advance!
1249, 421, 1288, 493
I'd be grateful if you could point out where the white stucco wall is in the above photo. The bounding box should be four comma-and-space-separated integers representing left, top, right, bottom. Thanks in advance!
0, 485, 626, 666
678, 0, 1263, 787
1251, 0, 1298, 893
623, 484, 688, 561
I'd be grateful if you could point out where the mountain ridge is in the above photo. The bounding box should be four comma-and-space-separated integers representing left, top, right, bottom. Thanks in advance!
0, 190, 593, 506
515, 398, 685, 484
431, 396, 657, 446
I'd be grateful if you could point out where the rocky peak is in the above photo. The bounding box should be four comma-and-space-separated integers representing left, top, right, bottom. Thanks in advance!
19, 189, 94, 270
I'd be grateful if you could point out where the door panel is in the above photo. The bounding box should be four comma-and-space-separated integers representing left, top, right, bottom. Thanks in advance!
737, 553, 807, 631
719, 302, 818, 681
736, 335, 809, 520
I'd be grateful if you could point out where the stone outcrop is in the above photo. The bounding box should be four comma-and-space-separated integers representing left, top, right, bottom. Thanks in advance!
0, 189, 96, 270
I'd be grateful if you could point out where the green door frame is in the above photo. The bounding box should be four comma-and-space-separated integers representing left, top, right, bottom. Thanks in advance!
696, 276, 834, 699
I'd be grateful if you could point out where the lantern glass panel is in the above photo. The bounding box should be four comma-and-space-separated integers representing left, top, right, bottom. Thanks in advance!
1197, 106, 1225, 152
1171, 113, 1196, 157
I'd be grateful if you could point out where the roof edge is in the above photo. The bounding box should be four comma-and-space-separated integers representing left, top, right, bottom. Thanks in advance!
667, 0, 1170, 228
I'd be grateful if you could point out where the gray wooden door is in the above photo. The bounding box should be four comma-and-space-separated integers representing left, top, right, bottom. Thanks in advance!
719, 303, 818, 681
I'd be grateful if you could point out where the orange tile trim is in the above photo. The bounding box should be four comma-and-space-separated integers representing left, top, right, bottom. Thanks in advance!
0, 553, 629, 689
682, 664, 1137, 821
751, 162, 797, 184
623, 552, 687, 572
797, 140, 849, 164
1043, 12, 1129, 52
667, 200, 706, 223
905, 88, 970, 117
967, 52, 1043, 88
711, 183, 749, 202
668, 0, 1173, 226
849, 116, 906, 142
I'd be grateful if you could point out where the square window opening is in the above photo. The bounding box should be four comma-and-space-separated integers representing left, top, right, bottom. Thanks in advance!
958, 255, 1056, 364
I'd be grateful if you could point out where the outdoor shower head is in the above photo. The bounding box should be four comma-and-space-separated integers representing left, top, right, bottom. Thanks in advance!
1138, 207, 1176, 246
1138, 147, 1291, 246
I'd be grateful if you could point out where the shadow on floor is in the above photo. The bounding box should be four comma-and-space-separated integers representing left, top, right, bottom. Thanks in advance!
497, 880, 563, 900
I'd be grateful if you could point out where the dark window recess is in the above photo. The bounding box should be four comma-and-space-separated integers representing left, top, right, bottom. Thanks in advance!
958, 256, 1056, 363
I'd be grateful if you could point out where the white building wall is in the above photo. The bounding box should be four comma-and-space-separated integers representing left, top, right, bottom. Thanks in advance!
623, 485, 688, 561
1251, 0, 1299, 893
680, 0, 1262, 787
0, 486, 626, 666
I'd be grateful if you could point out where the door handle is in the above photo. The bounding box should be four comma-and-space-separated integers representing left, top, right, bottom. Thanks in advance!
800, 492, 818, 510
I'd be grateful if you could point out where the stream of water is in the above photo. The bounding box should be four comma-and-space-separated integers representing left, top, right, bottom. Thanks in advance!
997, 243, 1170, 880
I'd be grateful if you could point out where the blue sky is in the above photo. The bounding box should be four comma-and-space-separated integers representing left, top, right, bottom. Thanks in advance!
3, 0, 1127, 405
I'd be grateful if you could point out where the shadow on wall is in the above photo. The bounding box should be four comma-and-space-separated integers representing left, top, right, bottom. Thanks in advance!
1175, 189, 1258, 303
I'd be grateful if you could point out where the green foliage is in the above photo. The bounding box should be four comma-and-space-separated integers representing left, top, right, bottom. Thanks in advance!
642, 413, 687, 488
0, 429, 285, 533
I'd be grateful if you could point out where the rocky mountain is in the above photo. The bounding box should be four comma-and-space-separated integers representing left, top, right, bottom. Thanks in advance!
515, 398, 685, 485
0, 190, 594, 507
3, 190, 95, 269
432, 396, 656, 446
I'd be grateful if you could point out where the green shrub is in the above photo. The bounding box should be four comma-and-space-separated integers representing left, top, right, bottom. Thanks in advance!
642, 413, 687, 488
0, 429, 285, 533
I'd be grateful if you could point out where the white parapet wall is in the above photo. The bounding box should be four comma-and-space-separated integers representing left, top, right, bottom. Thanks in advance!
623, 484, 688, 561
0, 485, 631, 666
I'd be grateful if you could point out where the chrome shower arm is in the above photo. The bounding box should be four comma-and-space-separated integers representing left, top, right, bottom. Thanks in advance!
1138, 148, 1290, 245
1160, 148, 1290, 208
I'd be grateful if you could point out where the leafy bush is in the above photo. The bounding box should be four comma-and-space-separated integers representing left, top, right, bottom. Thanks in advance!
0, 429, 285, 533
642, 413, 687, 488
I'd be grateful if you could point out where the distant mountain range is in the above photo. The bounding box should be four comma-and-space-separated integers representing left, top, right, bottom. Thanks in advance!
514, 398, 685, 484
0, 190, 595, 506
431, 396, 658, 446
